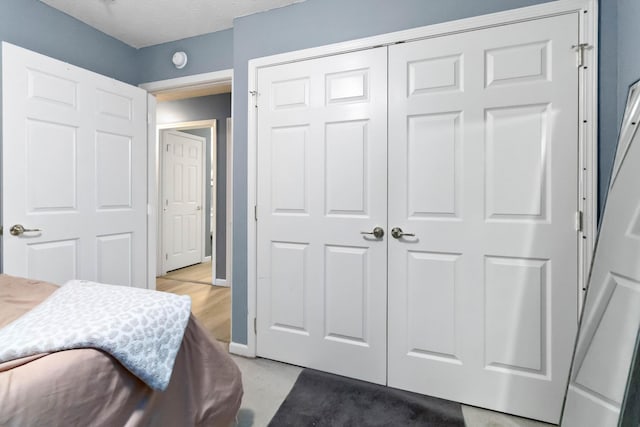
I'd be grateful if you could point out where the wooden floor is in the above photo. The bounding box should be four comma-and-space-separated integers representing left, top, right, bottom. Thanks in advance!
163, 261, 213, 284
157, 262, 230, 343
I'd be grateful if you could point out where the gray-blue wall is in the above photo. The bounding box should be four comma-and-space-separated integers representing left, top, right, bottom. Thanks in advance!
137, 29, 233, 84
618, 0, 640, 124
0, 0, 139, 84
598, 0, 619, 208
157, 94, 232, 279
598, 0, 640, 208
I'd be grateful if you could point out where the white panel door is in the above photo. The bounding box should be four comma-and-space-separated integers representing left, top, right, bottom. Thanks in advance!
256, 48, 388, 384
388, 14, 579, 423
2, 42, 148, 288
562, 118, 640, 426
162, 130, 204, 272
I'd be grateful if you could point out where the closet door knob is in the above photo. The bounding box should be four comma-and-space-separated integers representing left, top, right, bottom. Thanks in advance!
361, 226, 384, 239
391, 227, 414, 239
9, 224, 42, 236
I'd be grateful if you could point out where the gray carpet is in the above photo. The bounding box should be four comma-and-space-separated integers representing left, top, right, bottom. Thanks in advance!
268, 369, 466, 427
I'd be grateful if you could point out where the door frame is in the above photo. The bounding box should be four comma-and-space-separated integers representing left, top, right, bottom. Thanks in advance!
242, 0, 598, 358
157, 122, 215, 278
140, 69, 234, 286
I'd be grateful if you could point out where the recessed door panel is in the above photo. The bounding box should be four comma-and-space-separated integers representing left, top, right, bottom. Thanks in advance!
484, 256, 548, 376
325, 121, 368, 216
271, 242, 308, 333
97, 233, 132, 286
408, 55, 463, 95
27, 69, 77, 108
187, 165, 198, 202
326, 69, 369, 104
27, 239, 78, 285
97, 89, 132, 120
27, 120, 77, 212
628, 207, 640, 238
325, 245, 368, 345
407, 113, 461, 218
272, 78, 309, 110
272, 126, 308, 214
96, 132, 132, 209
574, 274, 640, 406
406, 251, 460, 362
171, 216, 183, 254
173, 164, 184, 202
485, 41, 550, 87
486, 104, 548, 219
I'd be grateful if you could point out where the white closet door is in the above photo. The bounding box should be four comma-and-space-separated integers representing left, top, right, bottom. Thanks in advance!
162, 130, 204, 272
2, 42, 148, 288
562, 117, 640, 426
256, 47, 388, 384
387, 14, 579, 423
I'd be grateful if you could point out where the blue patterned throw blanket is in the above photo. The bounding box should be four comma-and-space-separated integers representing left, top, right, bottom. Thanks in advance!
0, 280, 191, 391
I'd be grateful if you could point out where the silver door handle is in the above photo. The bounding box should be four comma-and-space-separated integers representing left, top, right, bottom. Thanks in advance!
9, 224, 42, 236
391, 227, 414, 239
361, 226, 384, 239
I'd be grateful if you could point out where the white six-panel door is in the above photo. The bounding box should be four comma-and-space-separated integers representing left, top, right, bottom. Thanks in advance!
561, 110, 640, 427
2, 42, 148, 287
162, 130, 204, 272
256, 47, 388, 384
255, 12, 580, 423
387, 14, 579, 423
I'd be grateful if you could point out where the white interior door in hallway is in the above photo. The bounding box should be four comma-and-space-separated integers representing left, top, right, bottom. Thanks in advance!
2, 42, 148, 288
162, 130, 205, 272
256, 12, 580, 424
387, 13, 579, 423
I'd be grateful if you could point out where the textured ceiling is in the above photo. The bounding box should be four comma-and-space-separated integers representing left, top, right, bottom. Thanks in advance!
40, 0, 305, 49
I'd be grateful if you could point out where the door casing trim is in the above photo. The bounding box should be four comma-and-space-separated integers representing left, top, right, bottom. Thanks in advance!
141, 70, 234, 295
157, 121, 216, 278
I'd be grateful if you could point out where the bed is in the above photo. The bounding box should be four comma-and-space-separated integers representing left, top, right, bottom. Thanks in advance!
0, 274, 243, 427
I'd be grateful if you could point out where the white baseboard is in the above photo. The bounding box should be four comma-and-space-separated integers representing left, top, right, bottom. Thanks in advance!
214, 278, 229, 287
229, 342, 254, 357
203, 256, 212, 262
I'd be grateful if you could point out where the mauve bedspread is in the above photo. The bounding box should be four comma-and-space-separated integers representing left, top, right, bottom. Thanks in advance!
0, 274, 243, 427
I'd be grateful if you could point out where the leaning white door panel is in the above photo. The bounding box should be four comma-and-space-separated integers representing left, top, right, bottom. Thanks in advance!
388, 14, 579, 423
562, 118, 640, 427
2, 42, 147, 287
256, 47, 388, 384
162, 130, 204, 272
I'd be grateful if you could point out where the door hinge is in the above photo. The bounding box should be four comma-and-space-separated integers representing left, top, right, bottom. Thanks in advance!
0, 226, 3, 236
254, 318, 257, 334
254, 205, 258, 221
166, 144, 170, 152
165, 253, 168, 261
572, 43, 592, 68
575, 211, 584, 232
